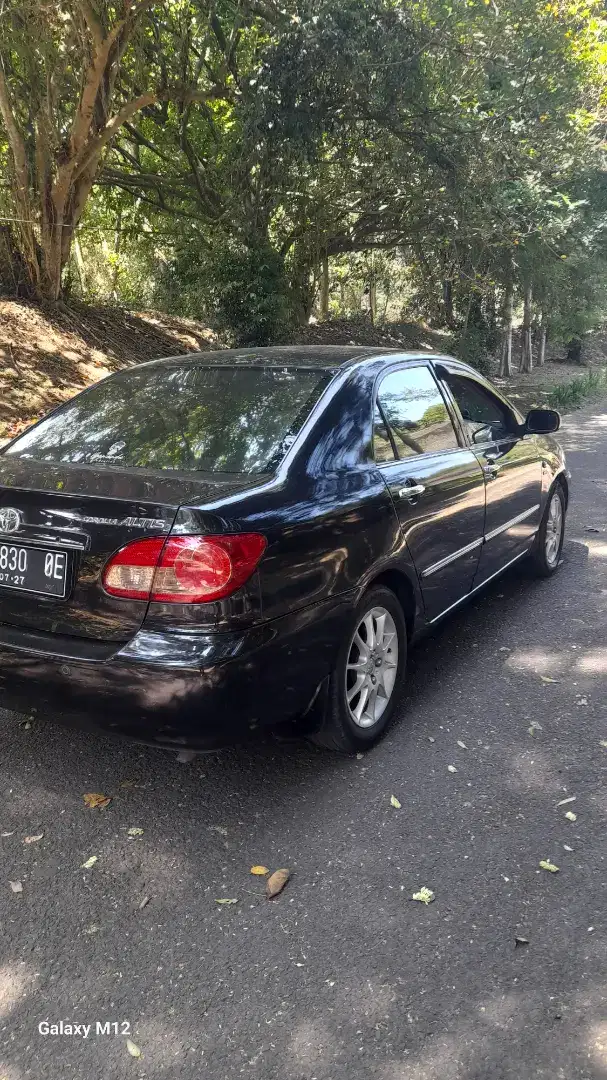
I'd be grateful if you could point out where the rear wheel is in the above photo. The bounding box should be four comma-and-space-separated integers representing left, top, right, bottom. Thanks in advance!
310, 585, 407, 753
528, 484, 566, 577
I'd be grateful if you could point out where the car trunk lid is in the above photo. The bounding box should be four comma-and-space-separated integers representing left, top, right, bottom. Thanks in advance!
0, 457, 254, 642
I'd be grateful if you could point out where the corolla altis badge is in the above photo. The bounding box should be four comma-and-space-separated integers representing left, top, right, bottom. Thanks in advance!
0, 507, 21, 534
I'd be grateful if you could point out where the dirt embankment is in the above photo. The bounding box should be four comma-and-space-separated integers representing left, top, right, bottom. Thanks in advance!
1, 300, 606, 439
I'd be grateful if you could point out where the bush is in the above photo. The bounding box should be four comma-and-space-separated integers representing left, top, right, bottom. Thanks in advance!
452, 324, 491, 375
158, 236, 291, 347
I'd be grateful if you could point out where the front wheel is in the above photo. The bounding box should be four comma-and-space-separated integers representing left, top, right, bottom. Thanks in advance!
528, 484, 566, 577
310, 585, 407, 753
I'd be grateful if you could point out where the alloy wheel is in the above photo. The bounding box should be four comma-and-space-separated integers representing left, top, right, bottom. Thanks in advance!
545, 491, 563, 568
345, 606, 399, 728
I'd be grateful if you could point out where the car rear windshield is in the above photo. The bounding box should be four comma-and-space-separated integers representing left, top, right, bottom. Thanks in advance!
5, 364, 334, 474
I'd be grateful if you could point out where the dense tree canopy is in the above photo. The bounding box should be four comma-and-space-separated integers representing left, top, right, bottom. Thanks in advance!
0, 0, 606, 363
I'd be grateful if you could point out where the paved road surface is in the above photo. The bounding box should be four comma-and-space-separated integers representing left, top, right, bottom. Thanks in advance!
0, 400, 606, 1080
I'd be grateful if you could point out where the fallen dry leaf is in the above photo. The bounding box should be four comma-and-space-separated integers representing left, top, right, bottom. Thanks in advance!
356, 753, 364, 760
127, 827, 144, 837
411, 887, 435, 905
539, 860, 559, 873
557, 796, 576, 806
564, 810, 577, 822
514, 936, 530, 947
1, 832, 13, 837
214, 898, 238, 905
266, 868, 290, 899
600, 740, 607, 750
138, 896, 150, 910
23, 834, 43, 844
80, 856, 98, 869
457, 740, 467, 749
540, 676, 558, 683
9, 880, 22, 893
126, 1039, 141, 1058
250, 866, 269, 876
390, 795, 402, 809
83, 793, 111, 809
447, 765, 457, 773
83, 925, 99, 935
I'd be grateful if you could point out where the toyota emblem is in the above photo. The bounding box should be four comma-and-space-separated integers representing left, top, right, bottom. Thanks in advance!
0, 508, 21, 534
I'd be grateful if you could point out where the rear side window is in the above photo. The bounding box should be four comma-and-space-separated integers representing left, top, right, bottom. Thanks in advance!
5, 365, 333, 475
374, 366, 459, 461
442, 371, 514, 443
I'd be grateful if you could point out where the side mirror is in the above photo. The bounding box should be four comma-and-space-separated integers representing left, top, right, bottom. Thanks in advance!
525, 408, 561, 435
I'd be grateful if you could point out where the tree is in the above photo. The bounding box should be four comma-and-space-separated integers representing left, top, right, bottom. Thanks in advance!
0, 0, 221, 301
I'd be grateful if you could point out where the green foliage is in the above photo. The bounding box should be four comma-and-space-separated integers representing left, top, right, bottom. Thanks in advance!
164, 237, 291, 347
2, 0, 606, 343
452, 325, 492, 376
548, 369, 607, 411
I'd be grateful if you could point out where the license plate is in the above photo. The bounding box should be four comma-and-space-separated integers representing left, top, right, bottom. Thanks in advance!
0, 542, 70, 598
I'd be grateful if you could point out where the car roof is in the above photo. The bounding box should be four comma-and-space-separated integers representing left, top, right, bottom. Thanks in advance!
133, 344, 445, 373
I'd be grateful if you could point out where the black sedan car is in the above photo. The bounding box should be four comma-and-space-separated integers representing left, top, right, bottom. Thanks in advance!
0, 347, 567, 753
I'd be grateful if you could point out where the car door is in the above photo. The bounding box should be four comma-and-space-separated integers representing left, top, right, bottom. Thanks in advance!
375, 363, 486, 622
437, 365, 543, 584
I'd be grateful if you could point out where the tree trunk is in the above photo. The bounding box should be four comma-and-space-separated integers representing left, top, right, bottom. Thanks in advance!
319, 252, 329, 321
538, 314, 547, 367
499, 282, 514, 377
369, 277, 377, 324
442, 279, 455, 328
73, 237, 87, 294
111, 210, 122, 299
520, 283, 533, 373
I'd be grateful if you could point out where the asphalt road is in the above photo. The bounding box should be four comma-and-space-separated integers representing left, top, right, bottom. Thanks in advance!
0, 401, 606, 1080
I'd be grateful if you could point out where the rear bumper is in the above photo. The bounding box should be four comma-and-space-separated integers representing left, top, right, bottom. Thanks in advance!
0, 597, 353, 750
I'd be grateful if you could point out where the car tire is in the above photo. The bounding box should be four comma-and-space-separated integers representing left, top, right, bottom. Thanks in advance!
528, 483, 566, 578
310, 585, 407, 753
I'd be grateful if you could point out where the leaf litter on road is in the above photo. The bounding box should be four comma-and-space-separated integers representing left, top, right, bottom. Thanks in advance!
412, 887, 435, 905
390, 795, 401, 808
80, 856, 98, 869
23, 834, 43, 844
447, 765, 457, 773
266, 868, 290, 899
9, 880, 22, 893
250, 866, 269, 876
215, 898, 238, 905
514, 936, 530, 947
557, 796, 576, 806
83, 793, 111, 809
127, 827, 144, 837
564, 811, 577, 822
539, 860, 559, 873
126, 1039, 141, 1058
457, 740, 467, 749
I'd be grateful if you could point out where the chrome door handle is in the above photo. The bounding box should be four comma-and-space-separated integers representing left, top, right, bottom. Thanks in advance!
398, 483, 426, 500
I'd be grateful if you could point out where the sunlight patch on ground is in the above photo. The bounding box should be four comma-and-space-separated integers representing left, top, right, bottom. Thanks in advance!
0, 962, 37, 1019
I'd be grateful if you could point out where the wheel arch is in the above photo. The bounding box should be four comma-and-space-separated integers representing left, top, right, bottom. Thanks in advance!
363, 567, 418, 640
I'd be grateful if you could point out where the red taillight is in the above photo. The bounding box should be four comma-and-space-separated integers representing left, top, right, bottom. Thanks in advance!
102, 534, 267, 604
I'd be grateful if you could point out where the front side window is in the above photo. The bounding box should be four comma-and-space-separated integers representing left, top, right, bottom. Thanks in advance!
5, 365, 333, 475
374, 366, 459, 461
443, 372, 515, 444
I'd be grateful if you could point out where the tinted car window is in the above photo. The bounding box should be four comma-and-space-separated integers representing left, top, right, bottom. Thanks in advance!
375, 366, 459, 459
443, 372, 514, 443
5, 365, 333, 475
